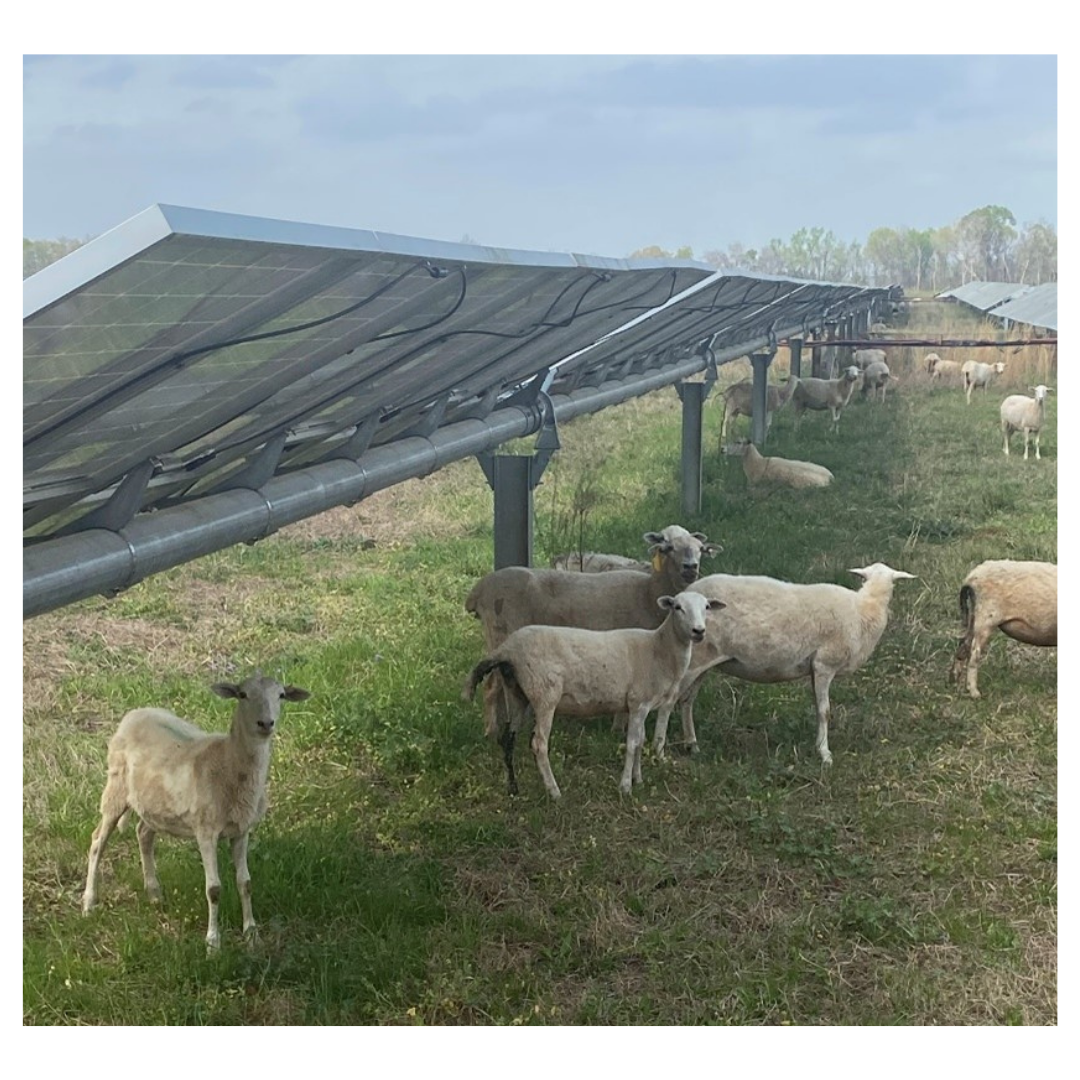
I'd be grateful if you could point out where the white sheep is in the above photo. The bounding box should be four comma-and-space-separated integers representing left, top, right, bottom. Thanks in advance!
951, 560, 1056, 698
723, 440, 833, 489
860, 359, 893, 403
870, 322, 889, 337
924, 352, 942, 374
929, 357, 962, 383
791, 366, 861, 431
962, 360, 1007, 404
1001, 385, 1053, 460
82, 672, 311, 950
852, 348, 886, 371
652, 564, 916, 763
463, 592, 723, 797
551, 551, 650, 573
719, 376, 799, 443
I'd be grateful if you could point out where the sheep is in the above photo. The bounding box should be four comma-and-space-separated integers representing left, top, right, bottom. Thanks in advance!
719, 376, 799, 443
870, 322, 889, 337
82, 672, 311, 950
924, 352, 942, 374
463, 592, 723, 797
929, 357, 962, 383
951, 560, 1056, 699
852, 348, 887, 371
723, 439, 833, 489
651, 564, 916, 763
551, 551, 650, 574
1001, 384, 1053, 460
791, 366, 861, 431
962, 360, 1007, 404
860, 359, 893, 403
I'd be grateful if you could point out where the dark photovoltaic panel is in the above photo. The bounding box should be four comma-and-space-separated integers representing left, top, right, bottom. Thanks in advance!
988, 282, 1057, 332
24, 204, 889, 615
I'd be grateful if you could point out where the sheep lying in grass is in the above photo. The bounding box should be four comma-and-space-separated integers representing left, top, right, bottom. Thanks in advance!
929, 357, 962, 383
962, 360, 1006, 404
551, 551, 650, 573
464, 592, 723, 797
719, 376, 799, 443
852, 348, 886, 371
723, 440, 833, 489
924, 352, 942, 374
82, 673, 311, 950
1001, 384, 1053, 460
951, 560, 1056, 698
651, 564, 916, 763
860, 359, 893, 403
791, 366, 861, 431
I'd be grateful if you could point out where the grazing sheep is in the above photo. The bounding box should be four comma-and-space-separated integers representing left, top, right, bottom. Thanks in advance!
723, 440, 833, 489
719, 376, 799, 443
463, 592, 723, 797
860, 359, 893, 403
870, 322, 889, 337
551, 551, 650, 574
791, 366, 861, 431
951, 560, 1056, 698
82, 673, 311, 950
924, 352, 942, 374
652, 564, 916, 763
1001, 384, 1053, 460
852, 348, 887, 371
929, 358, 962, 383
962, 360, 1007, 404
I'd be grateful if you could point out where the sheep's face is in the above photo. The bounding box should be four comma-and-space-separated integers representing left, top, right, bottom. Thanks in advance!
843, 366, 860, 382
1033, 384, 1051, 402
212, 674, 311, 738
644, 526, 722, 584
848, 563, 917, 584
658, 592, 724, 643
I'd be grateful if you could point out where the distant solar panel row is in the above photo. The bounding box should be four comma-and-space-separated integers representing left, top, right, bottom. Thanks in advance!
24, 204, 891, 614
937, 280, 1057, 332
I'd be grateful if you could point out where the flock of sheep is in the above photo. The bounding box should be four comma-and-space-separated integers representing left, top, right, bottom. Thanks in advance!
80, 341, 1057, 951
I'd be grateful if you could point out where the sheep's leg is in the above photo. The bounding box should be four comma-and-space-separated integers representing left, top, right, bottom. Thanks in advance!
809, 666, 835, 765
965, 624, 994, 699
81, 805, 125, 914
530, 707, 561, 800
196, 832, 223, 950
620, 707, 648, 795
654, 671, 707, 757
230, 833, 257, 939
1023, 430, 1030, 461
1002, 428, 1010, 456
136, 819, 163, 903
1034, 431, 1041, 461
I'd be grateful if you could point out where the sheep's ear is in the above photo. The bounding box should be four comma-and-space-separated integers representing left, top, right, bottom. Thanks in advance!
702, 542, 723, 558
657, 595, 676, 611
707, 599, 726, 612
691, 532, 708, 542
211, 682, 242, 700
283, 685, 311, 702
643, 531, 665, 549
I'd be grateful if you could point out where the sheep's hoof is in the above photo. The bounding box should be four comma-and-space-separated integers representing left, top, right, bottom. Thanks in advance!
244, 925, 260, 947
146, 886, 163, 904
687, 742, 700, 757
968, 689, 982, 701
81, 897, 94, 916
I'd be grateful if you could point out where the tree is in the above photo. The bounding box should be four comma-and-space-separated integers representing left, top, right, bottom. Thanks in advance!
23, 236, 86, 278
956, 205, 1016, 282
1014, 221, 1057, 285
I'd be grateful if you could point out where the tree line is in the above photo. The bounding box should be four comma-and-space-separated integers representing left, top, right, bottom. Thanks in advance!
630, 205, 1057, 292
24, 204, 1056, 291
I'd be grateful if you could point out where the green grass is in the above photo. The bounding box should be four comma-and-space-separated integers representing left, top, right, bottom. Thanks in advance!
23, 347, 1056, 1025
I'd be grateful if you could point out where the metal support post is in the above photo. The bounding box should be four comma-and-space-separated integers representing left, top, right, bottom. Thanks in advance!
749, 352, 773, 446
678, 381, 706, 516
789, 336, 803, 380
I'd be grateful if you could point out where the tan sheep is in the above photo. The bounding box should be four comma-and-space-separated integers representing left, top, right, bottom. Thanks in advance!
719, 376, 799, 443
1001, 384, 1053, 460
951, 560, 1056, 698
791, 366, 861, 431
82, 673, 311, 950
962, 360, 1006, 404
723, 440, 833, 489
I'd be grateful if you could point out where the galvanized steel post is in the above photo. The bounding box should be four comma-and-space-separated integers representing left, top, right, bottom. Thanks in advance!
750, 353, 772, 446
789, 337, 803, 380
679, 381, 706, 517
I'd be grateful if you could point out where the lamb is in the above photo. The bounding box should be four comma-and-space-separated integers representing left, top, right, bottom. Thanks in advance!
551, 551, 650, 573
651, 564, 916, 764
82, 672, 311, 950
929, 357, 962, 383
1000, 384, 1053, 460
860, 359, 893, 403
962, 360, 1007, 404
924, 352, 942, 374
951, 560, 1056, 698
723, 439, 833, 489
852, 348, 887, 371
791, 366, 861, 431
719, 376, 799, 443
463, 592, 723, 797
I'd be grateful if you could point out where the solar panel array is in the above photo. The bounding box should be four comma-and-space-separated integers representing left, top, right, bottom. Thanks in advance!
988, 281, 1057, 332
24, 204, 890, 615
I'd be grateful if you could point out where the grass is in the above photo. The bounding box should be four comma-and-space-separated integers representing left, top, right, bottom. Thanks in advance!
22, 327, 1056, 1025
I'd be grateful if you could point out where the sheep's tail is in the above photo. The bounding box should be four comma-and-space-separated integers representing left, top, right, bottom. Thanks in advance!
952, 583, 977, 678
462, 657, 517, 702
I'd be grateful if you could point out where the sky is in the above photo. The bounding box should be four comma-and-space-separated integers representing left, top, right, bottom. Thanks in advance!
21, 51, 1058, 261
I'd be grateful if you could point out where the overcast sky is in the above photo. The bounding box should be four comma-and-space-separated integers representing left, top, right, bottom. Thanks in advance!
21, 51, 1057, 260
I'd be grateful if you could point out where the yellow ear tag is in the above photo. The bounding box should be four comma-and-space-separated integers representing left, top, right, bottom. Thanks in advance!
652, 550, 664, 572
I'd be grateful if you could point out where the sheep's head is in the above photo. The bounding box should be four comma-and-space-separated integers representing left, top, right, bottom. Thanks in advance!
212, 673, 311, 738
993, 362, 1007, 374
848, 563, 917, 585
657, 592, 724, 644
644, 525, 722, 584
842, 366, 860, 382
1030, 384, 1053, 401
